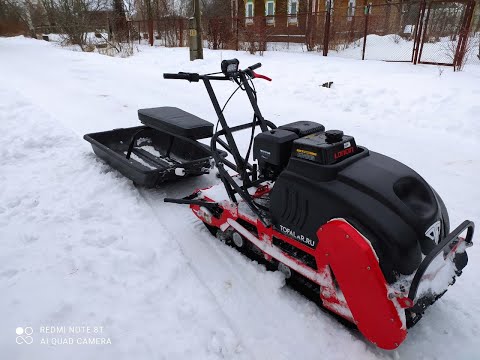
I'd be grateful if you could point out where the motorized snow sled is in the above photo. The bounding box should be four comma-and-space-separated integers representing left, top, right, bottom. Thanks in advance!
84, 59, 474, 350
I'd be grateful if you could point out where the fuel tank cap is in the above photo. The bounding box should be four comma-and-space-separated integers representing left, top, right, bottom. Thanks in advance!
325, 130, 344, 143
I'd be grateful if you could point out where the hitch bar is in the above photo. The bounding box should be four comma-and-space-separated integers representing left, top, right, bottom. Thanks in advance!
164, 196, 223, 218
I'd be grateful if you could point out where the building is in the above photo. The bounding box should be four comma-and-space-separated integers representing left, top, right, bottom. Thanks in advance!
230, 0, 399, 45
231, 0, 464, 48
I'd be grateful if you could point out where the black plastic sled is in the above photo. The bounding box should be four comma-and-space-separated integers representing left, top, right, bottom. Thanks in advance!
83, 107, 214, 187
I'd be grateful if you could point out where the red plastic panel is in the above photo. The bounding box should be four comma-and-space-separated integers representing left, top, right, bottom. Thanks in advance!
316, 219, 407, 350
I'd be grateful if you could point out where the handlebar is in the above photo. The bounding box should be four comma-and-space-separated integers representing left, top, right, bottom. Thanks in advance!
164, 60, 266, 83
248, 63, 262, 71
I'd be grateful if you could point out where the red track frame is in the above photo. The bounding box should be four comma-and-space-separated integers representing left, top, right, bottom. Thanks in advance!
191, 185, 411, 349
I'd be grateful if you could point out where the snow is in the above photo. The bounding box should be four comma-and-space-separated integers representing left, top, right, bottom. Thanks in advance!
415, 251, 457, 298
123, 151, 158, 170
330, 34, 480, 64
1, 35, 480, 359
237, 34, 480, 65
412, 239, 470, 300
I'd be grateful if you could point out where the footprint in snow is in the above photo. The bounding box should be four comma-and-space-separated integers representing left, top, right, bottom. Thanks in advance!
50, 302, 74, 321
7, 199, 22, 209
83, 234, 118, 248
0, 269, 19, 279
134, 249, 157, 268
22, 234, 39, 244
208, 329, 240, 357
176, 301, 196, 320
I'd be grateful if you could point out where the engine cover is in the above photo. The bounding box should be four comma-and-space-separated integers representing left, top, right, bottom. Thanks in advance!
253, 129, 298, 178
269, 147, 449, 282
253, 121, 324, 179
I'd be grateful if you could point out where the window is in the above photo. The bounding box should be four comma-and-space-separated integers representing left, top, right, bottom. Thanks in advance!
347, 0, 355, 19
289, 0, 298, 15
246, 1, 254, 24
266, 1, 275, 15
265, 0, 275, 25
288, 0, 298, 24
246, 2, 254, 17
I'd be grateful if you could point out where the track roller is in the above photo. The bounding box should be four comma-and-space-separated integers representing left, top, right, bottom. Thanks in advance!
232, 231, 245, 248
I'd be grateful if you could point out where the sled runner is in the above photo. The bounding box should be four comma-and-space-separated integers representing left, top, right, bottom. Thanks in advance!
85, 59, 474, 350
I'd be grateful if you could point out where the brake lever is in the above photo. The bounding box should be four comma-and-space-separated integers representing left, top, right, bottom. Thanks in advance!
252, 71, 272, 82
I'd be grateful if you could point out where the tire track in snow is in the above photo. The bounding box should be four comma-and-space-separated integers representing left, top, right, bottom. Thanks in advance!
137, 186, 376, 360
137, 187, 260, 360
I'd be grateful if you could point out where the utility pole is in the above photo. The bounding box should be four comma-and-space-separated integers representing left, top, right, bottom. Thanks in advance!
189, 0, 204, 60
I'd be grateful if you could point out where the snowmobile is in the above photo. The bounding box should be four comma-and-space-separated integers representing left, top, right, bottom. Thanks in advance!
84, 59, 474, 350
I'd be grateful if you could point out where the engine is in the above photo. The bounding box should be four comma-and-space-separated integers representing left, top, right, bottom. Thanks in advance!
253, 121, 450, 282
253, 121, 357, 179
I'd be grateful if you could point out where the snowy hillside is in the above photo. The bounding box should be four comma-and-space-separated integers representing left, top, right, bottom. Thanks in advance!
0, 36, 479, 360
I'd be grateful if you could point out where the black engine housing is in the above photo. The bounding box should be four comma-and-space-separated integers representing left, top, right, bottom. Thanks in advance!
254, 122, 450, 282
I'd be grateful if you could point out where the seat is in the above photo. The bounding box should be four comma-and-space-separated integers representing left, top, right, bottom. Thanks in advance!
138, 107, 213, 140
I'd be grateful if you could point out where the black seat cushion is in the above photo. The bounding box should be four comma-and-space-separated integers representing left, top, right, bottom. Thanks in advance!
138, 107, 213, 140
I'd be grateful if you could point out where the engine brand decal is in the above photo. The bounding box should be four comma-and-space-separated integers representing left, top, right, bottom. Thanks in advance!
296, 149, 317, 156
260, 149, 271, 159
425, 220, 441, 244
334, 146, 355, 160
295, 149, 318, 161
278, 225, 317, 248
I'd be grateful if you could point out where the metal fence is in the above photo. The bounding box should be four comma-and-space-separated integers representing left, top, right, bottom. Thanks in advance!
131, 0, 477, 68
36, 0, 478, 68
470, 12, 480, 64
411, 0, 477, 67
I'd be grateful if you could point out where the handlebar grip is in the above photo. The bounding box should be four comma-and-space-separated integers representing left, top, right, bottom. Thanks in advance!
164, 73, 188, 79
163, 72, 200, 82
163, 73, 190, 80
248, 63, 262, 71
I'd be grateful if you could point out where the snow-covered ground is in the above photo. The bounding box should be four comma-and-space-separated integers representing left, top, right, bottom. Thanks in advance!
332, 34, 480, 64
42, 31, 480, 65
1, 36, 479, 360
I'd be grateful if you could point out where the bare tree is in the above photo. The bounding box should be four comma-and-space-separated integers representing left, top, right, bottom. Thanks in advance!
442, 33, 478, 71
2, 0, 37, 37
40, 0, 109, 50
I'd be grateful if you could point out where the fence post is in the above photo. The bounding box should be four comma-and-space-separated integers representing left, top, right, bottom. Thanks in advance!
305, 11, 311, 50
236, 17, 239, 51
323, 1, 332, 56
349, 14, 355, 44
417, 1, 432, 65
148, 19, 153, 46
453, 0, 475, 70
138, 21, 140, 44
412, 0, 426, 64
287, 14, 291, 49
362, 4, 370, 60
164, 20, 167, 46
178, 18, 183, 47
311, 12, 318, 50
